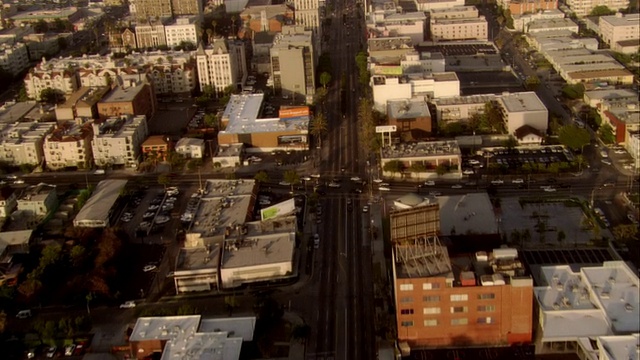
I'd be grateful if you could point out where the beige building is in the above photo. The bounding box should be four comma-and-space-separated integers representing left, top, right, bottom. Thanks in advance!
0, 121, 55, 166
0, 41, 29, 76
0, 186, 17, 218
415, 0, 465, 11
92, 115, 149, 168
44, 121, 94, 170
429, 6, 479, 20
175, 137, 205, 159
430, 15, 488, 42
24, 67, 78, 100
598, 13, 639, 49
196, 39, 243, 94
433, 94, 497, 125
564, 0, 628, 17
135, 22, 167, 49
164, 16, 199, 48
97, 82, 157, 120
17, 183, 58, 218
496, 92, 548, 136
130, 0, 173, 19
381, 140, 462, 179
54, 86, 110, 122
270, 26, 315, 103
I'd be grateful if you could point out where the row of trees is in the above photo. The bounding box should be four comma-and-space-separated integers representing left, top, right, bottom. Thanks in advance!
382, 160, 453, 177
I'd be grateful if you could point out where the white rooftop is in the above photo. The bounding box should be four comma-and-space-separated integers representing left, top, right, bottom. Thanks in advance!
220, 94, 308, 134
600, 13, 640, 27
499, 92, 547, 113
437, 193, 498, 235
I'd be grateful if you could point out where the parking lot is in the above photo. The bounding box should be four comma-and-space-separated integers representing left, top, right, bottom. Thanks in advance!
466, 146, 573, 172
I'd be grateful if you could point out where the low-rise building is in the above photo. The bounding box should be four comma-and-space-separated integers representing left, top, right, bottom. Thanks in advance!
73, 179, 128, 228
371, 72, 460, 113
173, 233, 220, 293
526, 18, 579, 33
9, 7, 83, 27
0, 229, 32, 286
381, 140, 462, 179
504, 0, 558, 16
54, 86, 110, 122
0, 186, 17, 218
432, 94, 497, 125
563, 0, 628, 17
240, 4, 295, 34
513, 9, 565, 33
92, 115, 149, 168
141, 135, 171, 162
599, 97, 640, 147
598, 13, 640, 52
97, 81, 157, 120
0, 41, 29, 76
43, 121, 94, 170
17, 183, 58, 218
415, 0, 465, 12
495, 91, 548, 136
212, 143, 244, 167
429, 8, 488, 42
218, 94, 309, 152
533, 261, 639, 353
387, 98, 433, 137
576, 334, 640, 360
23, 32, 73, 60
175, 137, 205, 159
368, 11, 427, 45
164, 16, 199, 48
0, 121, 55, 166
24, 65, 78, 100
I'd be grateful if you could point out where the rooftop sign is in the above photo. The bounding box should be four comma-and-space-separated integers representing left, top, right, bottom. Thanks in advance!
376, 125, 397, 133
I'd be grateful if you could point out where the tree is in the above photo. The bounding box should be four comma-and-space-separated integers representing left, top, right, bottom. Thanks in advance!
17, 85, 29, 101
383, 160, 404, 176
283, 170, 300, 192
57, 37, 68, 50
589, 5, 615, 16
522, 228, 532, 246
558, 125, 590, 151
598, 123, 615, 144
310, 112, 328, 147
34, 19, 48, 33
158, 173, 170, 189
435, 164, 448, 176
254, 171, 270, 183
561, 84, 585, 99
612, 224, 638, 241
524, 75, 540, 90
409, 163, 426, 173
39, 88, 64, 104
211, 20, 218, 36
557, 230, 566, 244
319, 72, 332, 89
503, 136, 518, 150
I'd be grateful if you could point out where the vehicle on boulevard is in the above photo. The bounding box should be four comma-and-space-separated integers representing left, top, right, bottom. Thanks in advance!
424, 180, 435, 186
120, 301, 136, 309
512, 178, 524, 184
491, 179, 504, 185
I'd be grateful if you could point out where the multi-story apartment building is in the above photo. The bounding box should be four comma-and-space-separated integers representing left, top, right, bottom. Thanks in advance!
393, 242, 533, 350
495, 91, 548, 136
292, 0, 322, 53
108, 28, 137, 52
164, 16, 199, 48
598, 13, 639, 48
430, 11, 488, 42
564, 0, 628, 17
368, 11, 427, 45
0, 121, 55, 166
171, 0, 203, 17
92, 115, 149, 168
129, 0, 173, 19
97, 82, 157, 120
270, 26, 315, 103
0, 186, 17, 218
54, 86, 110, 122
0, 41, 29, 76
43, 121, 94, 170
196, 38, 243, 94
17, 183, 58, 218
240, 4, 295, 34
415, 0, 465, 11
24, 52, 196, 99
497, 0, 558, 16
135, 22, 167, 49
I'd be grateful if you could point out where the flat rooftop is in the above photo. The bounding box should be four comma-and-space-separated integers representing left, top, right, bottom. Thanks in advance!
568, 68, 633, 80
175, 234, 220, 274
100, 83, 146, 103
220, 94, 309, 134
215, 143, 244, 158
0, 122, 55, 146
74, 179, 128, 225
585, 89, 637, 101
368, 36, 413, 52
499, 92, 547, 113
381, 140, 461, 159
11, 7, 78, 20
58, 86, 109, 109
437, 193, 498, 235
130, 315, 201, 342
599, 13, 640, 27
528, 18, 578, 30
0, 101, 38, 124
94, 115, 147, 138
433, 94, 497, 106
387, 98, 431, 119
220, 215, 297, 269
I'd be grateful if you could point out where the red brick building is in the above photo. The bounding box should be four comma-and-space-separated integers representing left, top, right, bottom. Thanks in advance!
508, 0, 558, 16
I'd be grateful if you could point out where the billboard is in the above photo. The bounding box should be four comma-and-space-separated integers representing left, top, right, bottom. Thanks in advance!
260, 198, 296, 221
279, 106, 310, 119
373, 66, 402, 76
278, 135, 307, 145
375, 125, 397, 133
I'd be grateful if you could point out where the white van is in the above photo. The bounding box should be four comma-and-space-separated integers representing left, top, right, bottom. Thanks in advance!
16, 309, 32, 318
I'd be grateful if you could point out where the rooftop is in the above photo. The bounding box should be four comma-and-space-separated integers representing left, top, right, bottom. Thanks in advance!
381, 140, 461, 159
433, 94, 497, 106
437, 193, 498, 235
176, 137, 205, 148
94, 115, 147, 138
367, 36, 413, 52
100, 83, 147, 103
47, 121, 92, 142
11, 7, 79, 20
74, 179, 128, 226
585, 89, 637, 102
528, 18, 578, 30
0, 122, 55, 146
57, 86, 109, 109
130, 315, 200, 342
220, 94, 308, 134
599, 12, 640, 27
0, 101, 38, 124
498, 92, 547, 113
387, 98, 431, 119
18, 183, 56, 203
214, 143, 244, 158
175, 233, 220, 275
568, 68, 633, 81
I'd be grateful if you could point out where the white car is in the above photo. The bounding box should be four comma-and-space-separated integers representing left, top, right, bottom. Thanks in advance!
94, 169, 105, 175
378, 186, 391, 191
45, 346, 57, 358
468, 159, 481, 165
13, 179, 24, 184
279, 181, 291, 186
301, 176, 312, 181
428, 191, 441, 196
491, 179, 504, 185
249, 157, 262, 162
373, 178, 383, 183
120, 301, 136, 308
614, 149, 626, 154
143, 265, 157, 272
154, 216, 170, 224
311, 174, 321, 178
350, 176, 362, 182
462, 169, 474, 175
512, 178, 524, 184
64, 345, 76, 356
451, 184, 463, 189
313, 234, 320, 248
362, 205, 369, 213
543, 187, 557, 192
328, 182, 341, 188
424, 180, 435, 186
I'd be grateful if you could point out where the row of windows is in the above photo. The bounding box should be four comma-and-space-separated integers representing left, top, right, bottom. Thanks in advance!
401, 317, 493, 327
400, 305, 496, 315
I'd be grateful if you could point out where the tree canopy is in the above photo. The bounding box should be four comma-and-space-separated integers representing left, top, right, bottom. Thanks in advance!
589, 5, 616, 16
558, 125, 590, 151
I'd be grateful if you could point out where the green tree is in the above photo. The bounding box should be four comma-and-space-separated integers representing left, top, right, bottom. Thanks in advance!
34, 19, 48, 33
254, 170, 270, 183
157, 173, 170, 189
561, 84, 585, 99
17, 85, 29, 101
484, 101, 504, 133
558, 125, 590, 151
57, 37, 68, 50
40, 243, 62, 268
319, 72, 332, 89
409, 163, 426, 173
310, 112, 328, 147
598, 123, 615, 144
435, 164, 448, 176
204, 114, 218, 129
524, 75, 541, 90
612, 224, 638, 240
39, 88, 64, 104
283, 170, 300, 192
503, 136, 518, 150
589, 5, 615, 15
383, 160, 403, 176
69, 245, 86, 268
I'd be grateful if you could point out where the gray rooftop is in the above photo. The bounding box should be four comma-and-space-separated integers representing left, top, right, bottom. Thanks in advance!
0, 101, 38, 124
528, 18, 578, 30
388, 98, 431, 119
0, 121, 55, 146
381, 140, 461, 159
437, 193, 498, 235
220, 94, 308, 134
498, 92, 547, 113
100, 83, 147, 103
73, 179, 128, 227
599, 13, 640, 27
175, 234, 220, 274
433, 94, 496, 106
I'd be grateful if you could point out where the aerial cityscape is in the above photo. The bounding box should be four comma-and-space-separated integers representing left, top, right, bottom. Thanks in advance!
0, 0, 638, 359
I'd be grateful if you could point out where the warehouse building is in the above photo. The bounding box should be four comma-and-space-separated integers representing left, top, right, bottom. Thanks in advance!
73, 179, 128, 228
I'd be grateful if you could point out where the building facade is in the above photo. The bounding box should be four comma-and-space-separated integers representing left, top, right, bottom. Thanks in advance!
270, 26, 315, 102
196, 39, 242, 94
507, 0, 558, 16
563, 0, 628, 17
598, 13, 640, 48
54, 86, 110, 122
0, 121, 54, 166
495, 92, 548, 136
97, 82, 157, 120
0, 41, 29, 76
430, 16, 488, 42
432, 94, 497, 125
175, 137, 205, 158
380, 140, 462, 179
141, 135, 171, 161
92, 115, 149, 168
164, 16, 199, 48
43, 121, 94, 170
135, 23, 167, 49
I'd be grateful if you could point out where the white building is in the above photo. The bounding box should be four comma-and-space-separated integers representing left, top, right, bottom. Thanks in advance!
0, 121, 55, 166
44, 122, 94, 170
173, 233, 220, 293
432, 94, 498, 125
0, 41, 29, 76
533, 261, 639, 353
24, 66, 78, 101
135, 22, 167, 49
526, 18, 579, 34
196, 39, 243, 94
576, 334, 640, 360
175, 137, 205, 159
598, 13, 640, 50
92, 115, 149, 168
564, 0, 628, 17
164, 16, 199, 48
371, 72, 460, 113
212, 143, 243, 167
292, 0, 322, 52
513, 9, 565, 33
380, 140, 463, 179
368, 11, 427, 45
17, 183, 58, 218
496, 91, 548, 136
430, 11, 488, 41
414, 0, 465, 11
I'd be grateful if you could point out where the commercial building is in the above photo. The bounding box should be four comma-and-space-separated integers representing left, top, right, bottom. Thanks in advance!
368, 11, 427, 45
498, 0, 558, 16
0, 121, 55, 166
218, 94, 309, 152
563, 0, 628, 17
429, 7, 488, 42
17, 183, 58, 218
97, 82, 157, 120
164, 16, 199, 48
533, 261, 639, 353
576, 334, 640, 360
9, 7, 83, 27
414, 0, 465, 12
0, 41, 29, 76
512, 9, 565, 33
54, 86, 110, 122
170, 0, 203, 17
432, 94, 497, 125
526, 18, 579, 34
270, 26, 315, 103
599, 97, 640, 150
389, 200, 440, 243
380, 140, 462, 179
175, 137, 205, 159
92, 115, 149, 168
495, 91, 548, 136
196, 39, 245, 94
129, 315, 255, 360
436, 193, 499, 237
526, 29, 599, 52
539, 48, 634, 85
598, 13, 640, 52
173, 233, 220, 293
393, 243, 533, 351
387, 98, 433, 136
73, 179, 128, 228
371, 72, 460, 113
43, 121, 94, 170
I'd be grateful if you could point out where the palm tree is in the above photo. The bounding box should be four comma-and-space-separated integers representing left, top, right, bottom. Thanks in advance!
206, 28, 213, 44
283, 170, 300, 192
310, 112, 328, 147
211, 20, 217, 36
254, 171, 270, 183
231, 15, 237, 37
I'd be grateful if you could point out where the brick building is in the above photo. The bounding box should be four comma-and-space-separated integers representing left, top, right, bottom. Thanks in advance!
97, 82, 157, 120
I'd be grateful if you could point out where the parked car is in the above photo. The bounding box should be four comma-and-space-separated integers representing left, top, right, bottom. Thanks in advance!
424, 180, 435, 186
46, 346, 57, 358
143, 265, 157, 272
512, 178, 524, 184
362, 205, 369, 213
451, 184, 463, 189
378, 186, 391, 191
491, 179, 504, 185
16, 309, 31, 318
94, 169, 105, 175
64, 344, 76, 356
120, 301, 136, 309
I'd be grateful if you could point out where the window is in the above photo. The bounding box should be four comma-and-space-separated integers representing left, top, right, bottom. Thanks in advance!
400, 321, 414, 327
423, 307, 441, 315
399, 297, 413, 303
477, 317, 493, 324
424, 319, 438, 327
477, 305, 496, 312
423, 295, 441, 302
450, 306, 468, 313
451, 318, 468, 326
423, 282, 440, 290
450, 294, 468, 302
400, 284, 414, 291
478, 293, 495, 300
400, 309, 414, 315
